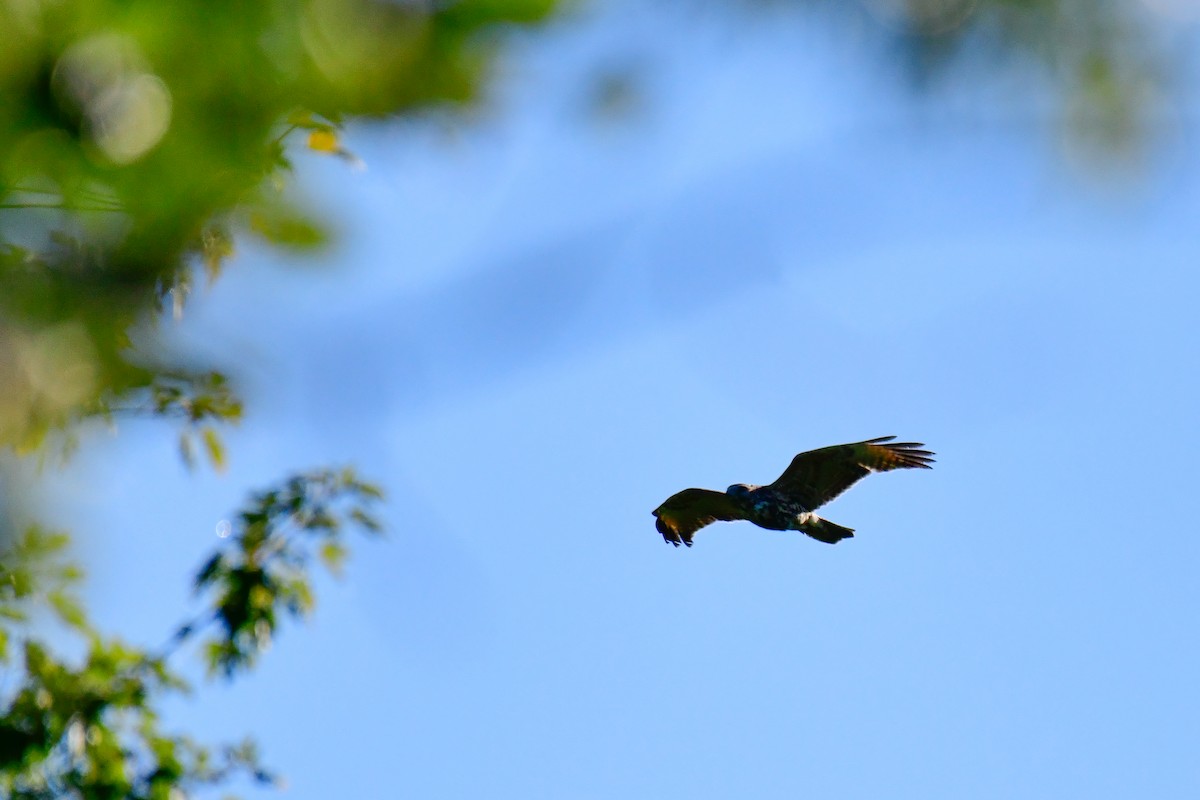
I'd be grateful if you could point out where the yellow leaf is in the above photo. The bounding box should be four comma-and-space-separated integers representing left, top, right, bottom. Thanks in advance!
307, 129, 339, 153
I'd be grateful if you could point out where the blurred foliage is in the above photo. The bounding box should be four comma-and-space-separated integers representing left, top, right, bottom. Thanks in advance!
864, 0, 1164, 153
0, 470, 381, 799
0, 0, 557, 461
190, 469, 383, 677
0, 0, 1172, 468
0, 0, 555, 796
702, 0, 1176, 158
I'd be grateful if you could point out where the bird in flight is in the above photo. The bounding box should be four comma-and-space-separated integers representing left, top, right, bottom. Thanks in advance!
652, 436, 934, 547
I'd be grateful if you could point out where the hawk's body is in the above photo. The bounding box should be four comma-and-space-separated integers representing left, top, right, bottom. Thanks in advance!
652, 436, 934, 547
729, 485, 820, 530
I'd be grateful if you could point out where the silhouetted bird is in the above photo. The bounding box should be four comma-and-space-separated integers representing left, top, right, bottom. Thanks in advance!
652, 436, 934, 547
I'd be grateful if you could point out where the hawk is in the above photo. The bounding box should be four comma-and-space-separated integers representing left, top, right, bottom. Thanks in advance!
652, 436, 934, 547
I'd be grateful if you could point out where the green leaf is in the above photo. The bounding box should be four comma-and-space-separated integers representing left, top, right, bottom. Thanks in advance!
248, 208, 327, 250
283, 579, 314, 616
201, 427, 227, 472
202, 226, 234, 284
58, 564, 85, 582
285, 109, 317, 128
318, 541, 347, 576
356, 481, 385, 501
194, 554, 224, 590
248, 584, 274, 613
36, 529, 72, 554
179, 433, 196, 469
48, 590, 88, 630
349, 507, 383, 534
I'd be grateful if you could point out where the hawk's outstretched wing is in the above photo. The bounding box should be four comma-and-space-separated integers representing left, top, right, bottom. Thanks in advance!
652, 488, 746, 547
767, 436, 934, 510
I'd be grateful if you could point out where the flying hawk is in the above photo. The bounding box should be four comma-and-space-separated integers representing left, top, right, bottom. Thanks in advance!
652, 436, 934, 547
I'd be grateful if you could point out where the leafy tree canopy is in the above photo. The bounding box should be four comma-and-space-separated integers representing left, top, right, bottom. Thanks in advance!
0, 0, 556, 457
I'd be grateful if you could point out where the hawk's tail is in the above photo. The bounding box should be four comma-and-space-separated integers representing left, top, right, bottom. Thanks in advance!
800, 517, 855, 544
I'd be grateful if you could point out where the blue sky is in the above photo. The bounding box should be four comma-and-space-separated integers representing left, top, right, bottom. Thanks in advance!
51, 3, 1200, 798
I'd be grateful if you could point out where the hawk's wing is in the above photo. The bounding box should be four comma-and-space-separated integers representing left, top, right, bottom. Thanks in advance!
652, 488, 746, 547
767, 436, 934, 510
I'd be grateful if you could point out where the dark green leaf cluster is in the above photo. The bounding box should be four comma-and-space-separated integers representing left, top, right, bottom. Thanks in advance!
0, 471, 382, 798
143, 371, 243, 471
190, 469, 383, 677
0, 528, 86, 654
0, 637, 229, 800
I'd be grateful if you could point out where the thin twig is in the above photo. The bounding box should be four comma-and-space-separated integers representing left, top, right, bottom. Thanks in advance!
0, 201, 124, 213
271, 124, 299, 147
